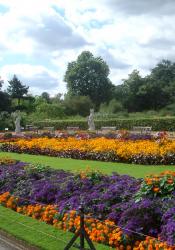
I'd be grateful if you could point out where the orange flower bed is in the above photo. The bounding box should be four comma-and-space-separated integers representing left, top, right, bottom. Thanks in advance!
3, 137, 175, 164
138, 236, 175, 250
0, 192, 174, 250
12, 137, 175, 158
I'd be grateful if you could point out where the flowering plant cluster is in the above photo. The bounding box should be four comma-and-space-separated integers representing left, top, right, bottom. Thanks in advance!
0, 129, 167, 143
2, 137, 175, 164
135, 171, 175, 201
0, 192, 174, 250
0, 157, 18, 165
0, 160, 175, 249
0, 192, 134, 249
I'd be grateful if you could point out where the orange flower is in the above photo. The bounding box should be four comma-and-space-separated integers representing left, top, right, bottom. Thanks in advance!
167, 179, 174, 184
153, 187, 160, 192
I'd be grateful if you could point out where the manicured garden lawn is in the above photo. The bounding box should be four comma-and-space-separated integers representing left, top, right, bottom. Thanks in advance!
0, 205, 108, 250
0, 152, 175, 178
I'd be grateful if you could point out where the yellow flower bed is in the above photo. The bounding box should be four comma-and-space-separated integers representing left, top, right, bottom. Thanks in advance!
12, 138, 175, 160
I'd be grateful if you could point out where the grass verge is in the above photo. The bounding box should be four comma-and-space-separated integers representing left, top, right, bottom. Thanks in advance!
0, 205, 108, 250
0, 152, 175, 178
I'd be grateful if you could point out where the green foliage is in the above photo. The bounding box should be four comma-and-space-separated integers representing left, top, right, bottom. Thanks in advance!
0, 112, 13, 130
32, 117, 175, 131
0, 76, 3, 88
0, 76, 11, 112
159, 102, 175, 116
7, 75, 29, 107
41, 92, 50, 103
99, 99, 125, 114
3, 132, 13, 139
64, 95, 93, 116
33, 119, 88, 130
0, 91, 11, 112
115, 60, 175, 112
35, 103, 65, 119
51, 93, 62, 104
25, 163, 50, 174
135, 173, 175, 202
21, 95, 36, 113
116, 70, 145, 112
64, 51, 113, 107
2, 59, 175, 118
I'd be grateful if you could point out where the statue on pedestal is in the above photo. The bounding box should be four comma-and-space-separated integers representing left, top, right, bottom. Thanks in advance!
12, 110, 21, 134
88, 109, 95, 131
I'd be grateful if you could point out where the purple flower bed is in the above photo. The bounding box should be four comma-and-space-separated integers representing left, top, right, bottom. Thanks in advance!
0, 162, 175, 245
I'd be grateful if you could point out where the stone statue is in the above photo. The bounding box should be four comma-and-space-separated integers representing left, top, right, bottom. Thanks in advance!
88, 109, 95, 131
12, 110, 21, 134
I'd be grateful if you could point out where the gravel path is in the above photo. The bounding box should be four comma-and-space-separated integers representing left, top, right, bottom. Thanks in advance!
0, 236, 22, 250
0, 234, 38, 250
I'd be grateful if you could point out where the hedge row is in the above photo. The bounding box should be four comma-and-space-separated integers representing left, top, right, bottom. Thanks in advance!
33, 117, 175, 131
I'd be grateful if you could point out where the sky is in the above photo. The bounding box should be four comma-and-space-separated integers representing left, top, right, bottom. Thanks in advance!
0, 0, 175, 96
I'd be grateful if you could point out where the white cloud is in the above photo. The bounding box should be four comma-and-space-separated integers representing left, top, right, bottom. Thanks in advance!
0, 0, 175, 93
0, 64, 63, 95
0, 0, 88, 56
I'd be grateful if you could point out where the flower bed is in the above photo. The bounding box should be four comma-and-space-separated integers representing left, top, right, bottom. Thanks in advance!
0, 159, 175, 249
0, 130, 156, 142
2, 137, 175, 164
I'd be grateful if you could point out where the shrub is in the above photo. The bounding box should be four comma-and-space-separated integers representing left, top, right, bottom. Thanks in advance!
36, 103, 65, 119
32, 117, 175, 131
0, 112, 13, 130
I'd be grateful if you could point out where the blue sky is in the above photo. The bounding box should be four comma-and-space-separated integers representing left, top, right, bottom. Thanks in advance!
0, 0, 175, 95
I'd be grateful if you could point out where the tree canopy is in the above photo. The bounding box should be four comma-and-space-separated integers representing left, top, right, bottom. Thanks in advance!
64, 51, 114, 108
7, 75, 29, 106
114, 60, 175, 111
1, 57, 175, 120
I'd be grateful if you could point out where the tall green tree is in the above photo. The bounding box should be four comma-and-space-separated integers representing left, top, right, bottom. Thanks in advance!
0, 76, 11, 112
114, 60, 175, 111
7, 75, 29, 106
114, 70, 145, 112
0, 92, 11, 112
64, 51, 114, 108
147, 60, 175, 109
0, 76, 3, 88
41, 92, 50, 103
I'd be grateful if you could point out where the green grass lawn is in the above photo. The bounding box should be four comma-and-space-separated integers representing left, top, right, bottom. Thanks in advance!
0, 152, 175, 178
0, 205, 108, 250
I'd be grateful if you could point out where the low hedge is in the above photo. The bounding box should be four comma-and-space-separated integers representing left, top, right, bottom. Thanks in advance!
33, 117, 175, 131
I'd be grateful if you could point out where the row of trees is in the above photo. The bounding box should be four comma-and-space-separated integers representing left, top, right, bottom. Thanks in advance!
65, 52, 175, 113
115, 60, 175, 112
1, 51, 175, 118
0, 75, 93, 117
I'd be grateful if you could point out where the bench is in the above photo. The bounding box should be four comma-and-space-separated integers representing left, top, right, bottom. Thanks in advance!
167, 132, 175, 139
43, 127, 55, 132
26, 125, 39, 133
133, 126, 152, 134
67, 127, 79, 131
100, 127, 116, 134
67, 127, 79, 135
101, 126, 116, 131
